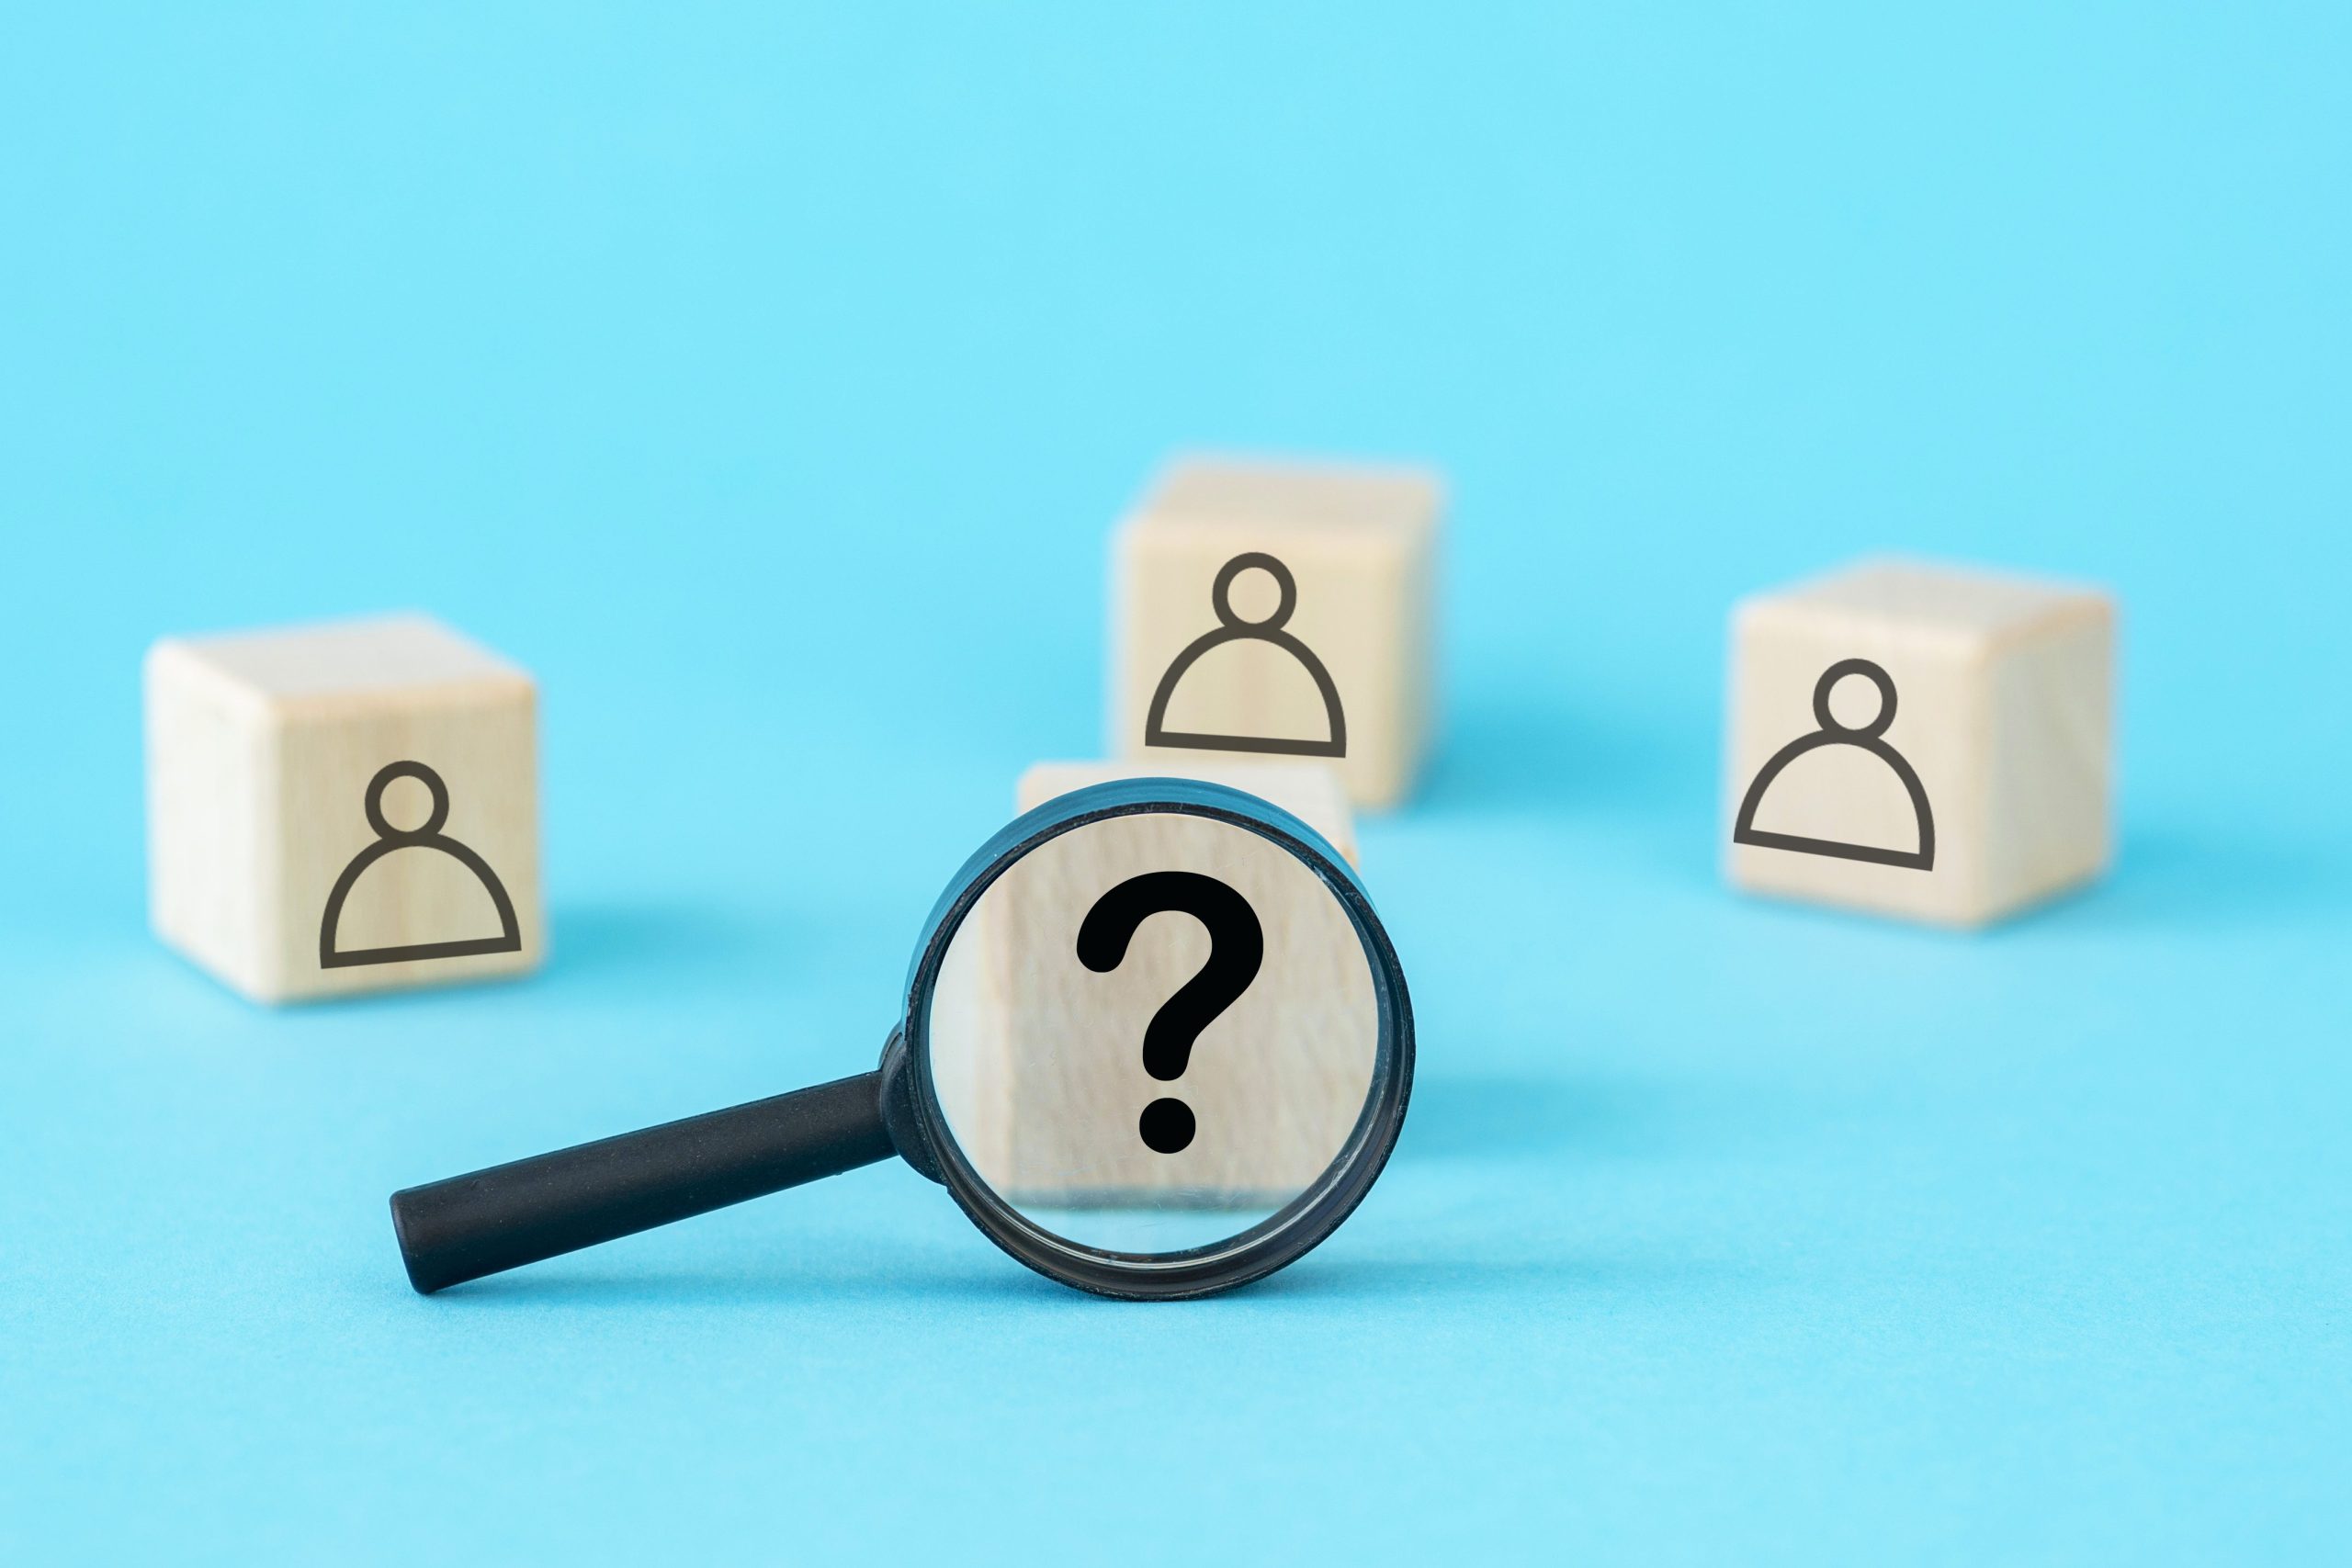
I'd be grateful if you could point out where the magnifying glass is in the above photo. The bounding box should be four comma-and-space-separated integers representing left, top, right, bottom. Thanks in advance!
390, 779, 1413, 1300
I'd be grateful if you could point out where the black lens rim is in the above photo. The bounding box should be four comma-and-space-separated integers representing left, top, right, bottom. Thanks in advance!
900, 778, 1414, 1301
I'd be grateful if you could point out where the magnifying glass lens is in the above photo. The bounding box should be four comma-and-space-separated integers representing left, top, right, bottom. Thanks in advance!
921, 806, 1393, 1269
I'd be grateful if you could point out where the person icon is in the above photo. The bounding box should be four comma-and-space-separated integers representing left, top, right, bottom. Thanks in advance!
1733, 658, 1936, 870
1144, 551, 1347, 758
319, 760, 524, 968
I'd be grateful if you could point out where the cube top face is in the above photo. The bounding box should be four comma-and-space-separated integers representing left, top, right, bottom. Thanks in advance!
1016, 759, 1358, 865
1742, 558, 2110, 657
151, 614, 532, 713
1726, 558, 2114, 928
146, 615, 542, 1003
1114, 455, 1442, 811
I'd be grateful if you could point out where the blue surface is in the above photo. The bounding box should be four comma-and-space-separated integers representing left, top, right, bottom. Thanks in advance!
4, 6, 2347, 1562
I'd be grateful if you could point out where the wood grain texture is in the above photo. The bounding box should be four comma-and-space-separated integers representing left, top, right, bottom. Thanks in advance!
1112, 455, 1441, 810
928, 811, 1378, 1207
145, 615, 544, 1001
1724, 558, 2114, 927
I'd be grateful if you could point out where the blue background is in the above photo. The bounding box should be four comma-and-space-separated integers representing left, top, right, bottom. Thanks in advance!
4, 5, 2346, 1562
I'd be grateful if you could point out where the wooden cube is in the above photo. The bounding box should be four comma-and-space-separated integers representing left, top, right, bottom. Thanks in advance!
1724, 558, 2116, 927
145, 615, 544, 1001
930, 772, 1380, 1208
1112, 456, 1441, 810
1017, 759, 1357, 865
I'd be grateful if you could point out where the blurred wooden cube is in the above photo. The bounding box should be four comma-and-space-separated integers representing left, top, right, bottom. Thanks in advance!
1725, 558, 2116, 927
145, 614, 544, 1001
1112, 457, 1441, 809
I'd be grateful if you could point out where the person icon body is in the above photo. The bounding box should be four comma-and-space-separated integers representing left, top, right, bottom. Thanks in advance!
1144, 551, 1347, 758
1734, 658, 1936, 871
320, 760, 524, 968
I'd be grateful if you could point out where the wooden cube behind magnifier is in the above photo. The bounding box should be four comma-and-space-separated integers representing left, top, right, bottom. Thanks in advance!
927, 764, 1375, 1209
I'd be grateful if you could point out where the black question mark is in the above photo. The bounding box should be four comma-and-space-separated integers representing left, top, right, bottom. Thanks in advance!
1076, 872, 1264, 1155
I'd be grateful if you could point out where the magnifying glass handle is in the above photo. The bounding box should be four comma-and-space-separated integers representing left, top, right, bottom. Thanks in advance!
390, 1071, 895, 1294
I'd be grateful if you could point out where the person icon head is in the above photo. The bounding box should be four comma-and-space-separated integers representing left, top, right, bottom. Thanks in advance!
1209, 551, 1300, 633
1144, 551, 1347, 758
1809, 658, 1898, 740
320, 760, 524, 968
364, 759, 454, 840
1733, 658, 1936, 871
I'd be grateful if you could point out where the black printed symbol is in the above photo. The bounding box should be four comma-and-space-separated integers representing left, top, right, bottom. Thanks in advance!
1144, 551, 1347, 758
319, 761, 523, 968
1734, 658, 1936, 871
1076, 871, 1264, 1155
